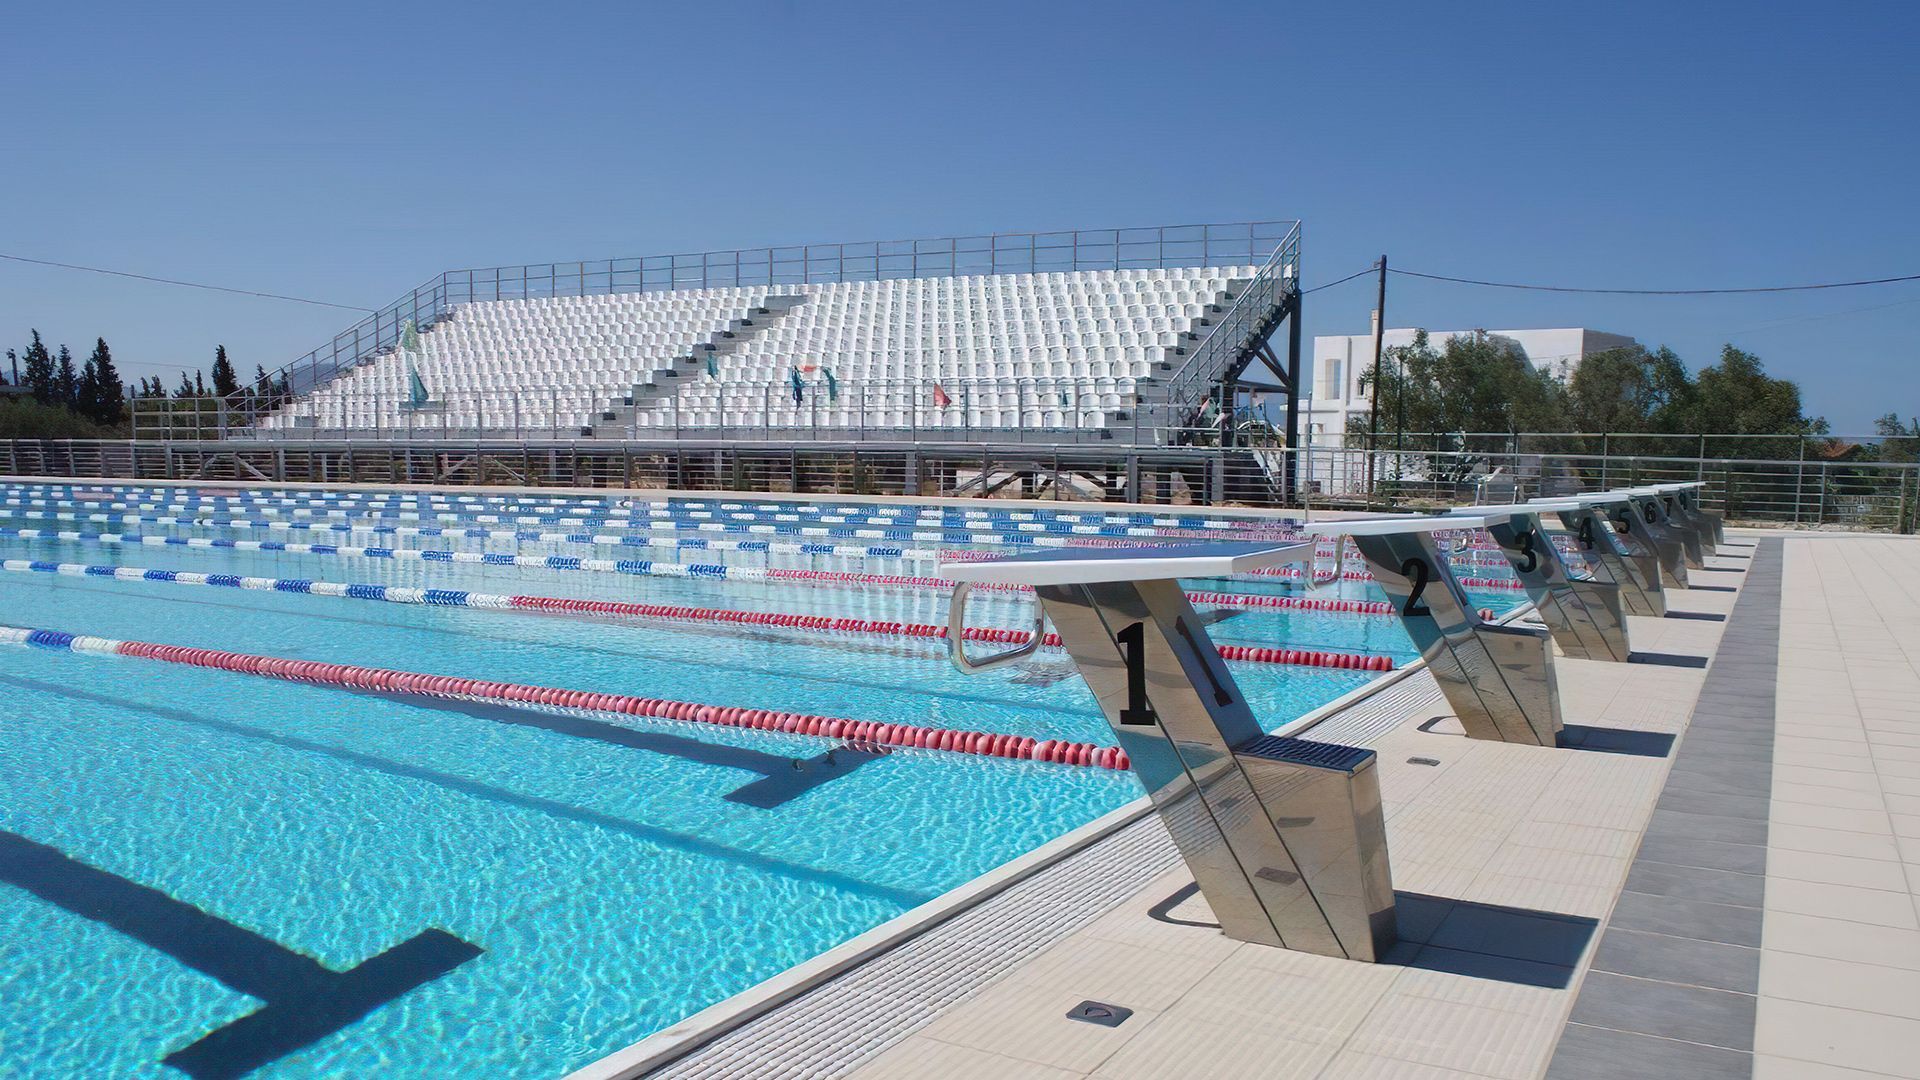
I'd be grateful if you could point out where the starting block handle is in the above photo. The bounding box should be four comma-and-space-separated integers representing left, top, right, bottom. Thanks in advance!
947, 581, 1046, 672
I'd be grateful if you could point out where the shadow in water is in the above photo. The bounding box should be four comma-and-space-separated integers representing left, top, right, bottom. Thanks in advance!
1558, 724, 1676, 758
0, 829, 480, 1080
367, 691, 881, 809
1141, 885, 1597, 989
0, 675, 931, 909
1628, 652, 1710, 669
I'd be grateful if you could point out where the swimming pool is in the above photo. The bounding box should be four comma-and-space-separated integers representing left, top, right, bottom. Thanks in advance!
0, 483, 1525, 1078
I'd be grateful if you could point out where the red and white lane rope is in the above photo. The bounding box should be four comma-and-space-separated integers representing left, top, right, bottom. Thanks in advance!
0, 625, 1131, 771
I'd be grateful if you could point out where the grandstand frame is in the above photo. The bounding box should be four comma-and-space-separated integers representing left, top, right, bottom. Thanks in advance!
134, 220, 1307, 491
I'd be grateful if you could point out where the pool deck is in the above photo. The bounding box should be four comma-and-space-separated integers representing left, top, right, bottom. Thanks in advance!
630, 530, 1920, 1080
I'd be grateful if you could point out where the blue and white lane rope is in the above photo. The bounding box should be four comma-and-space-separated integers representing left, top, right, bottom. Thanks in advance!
0, 561, 1399, 670
0, 490, 1298, 538
0, 511, 1370, 575
2, 485, 1286, 529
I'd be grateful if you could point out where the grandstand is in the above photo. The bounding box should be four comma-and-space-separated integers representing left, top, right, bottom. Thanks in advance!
210, 223, 1303, 449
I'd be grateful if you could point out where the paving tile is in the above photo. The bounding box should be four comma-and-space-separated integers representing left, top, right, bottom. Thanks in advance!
1317, 1050, 1487, 1079
1624, 860, 1765, 908
1759, 950, 1920, 1019
854, 1036, 1085, 1080
1003, 935, 1226, 1012
1769, 801, 1897, 835
1763, 879, 1918, 930
1608, 890, 1763, 948
1589, 928, 1759, 993
1090, 1013, 1334, 1080
1565, 971, 1756, 1050
917, 981, 1161, 1073
1765, 848, 1913, 892
1753, 996, 1920, 1077
1645, 808, 1769, 846
1345, 993, 1563, 1080
1426, 904, 1598, 968
1751, 1053, 1902, 1079
1636, 834, 1769, 875
1657, 788, 1771, 820
1765, 822, 1903, 862
1544, 1022, 1751, 1080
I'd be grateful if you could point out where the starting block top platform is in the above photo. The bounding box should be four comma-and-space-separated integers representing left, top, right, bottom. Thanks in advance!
1302, 512, 1513, 538
937, 540, 1316, 587
1521, 499, 1589, 512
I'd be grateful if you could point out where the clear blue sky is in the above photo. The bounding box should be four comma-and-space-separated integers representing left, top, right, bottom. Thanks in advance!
3, 0, 1914, 430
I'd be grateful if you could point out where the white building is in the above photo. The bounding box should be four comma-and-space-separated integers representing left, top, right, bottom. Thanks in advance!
1299, 326, 1639, 492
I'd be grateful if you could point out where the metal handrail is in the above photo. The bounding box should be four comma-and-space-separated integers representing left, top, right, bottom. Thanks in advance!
1160, 224, 1301, 430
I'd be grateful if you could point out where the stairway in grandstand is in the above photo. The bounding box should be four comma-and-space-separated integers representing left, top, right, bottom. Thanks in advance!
257, 267, 1258, 440
614, 266, 1255, 437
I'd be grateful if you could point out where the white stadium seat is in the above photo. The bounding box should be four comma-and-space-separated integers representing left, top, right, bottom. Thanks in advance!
257, 265, 1257, 436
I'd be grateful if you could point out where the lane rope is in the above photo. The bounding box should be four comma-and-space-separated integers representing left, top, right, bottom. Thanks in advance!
0, 624, 1132, 771
0, 558, 1401, 671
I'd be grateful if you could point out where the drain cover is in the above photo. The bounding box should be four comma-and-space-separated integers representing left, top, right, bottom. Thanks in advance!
1066, 1000, 1133, 1027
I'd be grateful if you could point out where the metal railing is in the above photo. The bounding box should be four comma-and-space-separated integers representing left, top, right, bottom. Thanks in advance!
187, 221, 1297, 436
1159, 225, 1301, 430
6, 436, 1914, 530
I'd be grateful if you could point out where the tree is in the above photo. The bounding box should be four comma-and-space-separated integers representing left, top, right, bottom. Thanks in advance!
175, 372, 197, 398
54, 345, 78, 408
86, 337, 124, 426
1872, 414, 1920, 464
22, 331, 55, 404
1681, 345, 1826, 458
78, 352, 100, 422
1566, 346, 1690, 434
2, 349, 12, 386
1357, 331, 1567, 437
210, 345, 238, 399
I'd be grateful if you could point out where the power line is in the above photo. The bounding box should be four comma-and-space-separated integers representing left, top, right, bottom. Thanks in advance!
1388, 266, 1920, 296
0, 253, 375, 313
1303, 265, 1380, 294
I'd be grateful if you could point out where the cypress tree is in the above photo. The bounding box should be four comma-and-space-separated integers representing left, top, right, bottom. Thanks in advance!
22, 331, 55, 404
88, 338, 124, 425
3, 349, 13, 386
195, 371, 207, 397
175, 372, 196, 398
210, 345, 239, 399
55, 345, 78, 409
78, 353, 101, 421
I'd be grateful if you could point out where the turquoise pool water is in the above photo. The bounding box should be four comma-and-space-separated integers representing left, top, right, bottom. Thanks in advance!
0, 484, 1509, 1079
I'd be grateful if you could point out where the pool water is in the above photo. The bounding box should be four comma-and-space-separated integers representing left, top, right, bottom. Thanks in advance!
0, 484, 1523, 1079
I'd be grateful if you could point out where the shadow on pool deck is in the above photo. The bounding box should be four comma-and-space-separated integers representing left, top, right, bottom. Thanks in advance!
1145, 882, 1598, 989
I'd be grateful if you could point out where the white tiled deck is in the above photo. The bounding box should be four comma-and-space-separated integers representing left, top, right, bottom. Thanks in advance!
641, 530, 1920, 1080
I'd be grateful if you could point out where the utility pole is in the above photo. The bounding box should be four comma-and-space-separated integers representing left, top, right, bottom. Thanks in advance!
1365, 255, 1386, 504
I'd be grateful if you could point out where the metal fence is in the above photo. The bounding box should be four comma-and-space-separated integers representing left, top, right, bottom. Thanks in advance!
5, 437, 1914, 531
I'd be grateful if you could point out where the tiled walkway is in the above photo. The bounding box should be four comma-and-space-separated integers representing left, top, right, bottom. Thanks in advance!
1546, 539, 1779, 1077
1750, 537, 1920, 1078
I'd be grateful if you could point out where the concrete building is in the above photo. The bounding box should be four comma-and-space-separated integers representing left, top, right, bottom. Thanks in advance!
1298, 326, 1639, 493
